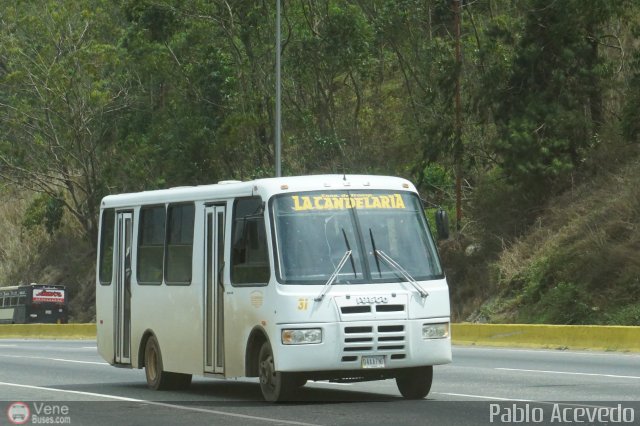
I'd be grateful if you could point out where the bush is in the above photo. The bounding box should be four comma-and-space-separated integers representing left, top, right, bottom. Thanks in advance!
607, 304, 640, 326
470, 169, 547, 253
520, 282, 595, 325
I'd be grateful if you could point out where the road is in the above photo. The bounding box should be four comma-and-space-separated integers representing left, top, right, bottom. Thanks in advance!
0, 340, 638, 425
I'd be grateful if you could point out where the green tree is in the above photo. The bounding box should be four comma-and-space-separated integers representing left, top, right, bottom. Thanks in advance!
492, 0, 627, 190
365, 0, 457, 181
113, 0, 237, 188
0, 1, 131, 244
285, 0, 376, 173
622, 13, 640, 145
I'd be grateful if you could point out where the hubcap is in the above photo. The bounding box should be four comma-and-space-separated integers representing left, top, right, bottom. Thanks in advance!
147, 347, 157, 381
259, 354, 275, 388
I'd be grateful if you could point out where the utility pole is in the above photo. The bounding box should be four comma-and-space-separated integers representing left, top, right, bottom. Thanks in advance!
275, 0, 282, 177
453, 0, 463, 232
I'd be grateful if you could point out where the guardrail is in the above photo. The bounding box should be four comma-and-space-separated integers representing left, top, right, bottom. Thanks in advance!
0, 323, 639, 352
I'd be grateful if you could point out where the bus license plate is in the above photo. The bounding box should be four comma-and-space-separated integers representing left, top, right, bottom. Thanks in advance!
361, 355, 385, 369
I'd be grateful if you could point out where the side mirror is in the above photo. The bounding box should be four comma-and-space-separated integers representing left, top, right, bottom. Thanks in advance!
435, 209, 449, 240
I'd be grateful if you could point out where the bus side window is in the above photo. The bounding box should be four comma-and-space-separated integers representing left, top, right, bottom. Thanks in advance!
231, 197, 270, 285
138, 206, 166, 285
165, 203, 195, 285
99, 208, 115, 285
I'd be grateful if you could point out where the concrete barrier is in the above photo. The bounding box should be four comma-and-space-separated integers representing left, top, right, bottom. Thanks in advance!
1, 323, 639, 352
0, 323, 96, 339
452, 323, 640, 352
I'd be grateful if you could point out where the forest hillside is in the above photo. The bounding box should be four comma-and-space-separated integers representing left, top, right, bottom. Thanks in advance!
1, 1, 639, 324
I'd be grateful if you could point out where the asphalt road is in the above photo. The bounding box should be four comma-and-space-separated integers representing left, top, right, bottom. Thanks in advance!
0, 340, 638, 425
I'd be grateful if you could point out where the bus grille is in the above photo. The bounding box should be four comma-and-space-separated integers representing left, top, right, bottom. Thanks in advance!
340, 324, 406, 362
340, 304, 405, 314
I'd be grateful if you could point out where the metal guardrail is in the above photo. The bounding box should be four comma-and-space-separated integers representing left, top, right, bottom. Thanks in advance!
0, 323, 639, 352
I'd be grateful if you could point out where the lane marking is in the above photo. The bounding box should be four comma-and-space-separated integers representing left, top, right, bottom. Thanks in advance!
0, 354, 108, 366
0, 381, 140, 401
435, 392, 533, 402
0, 344, 96, 351
0, 381, 321, 426
454, 346, 640, 357
0, 344, 18, 347
434, 392, 628, 410
309, 382, 353, 387
496, 367, 640, 380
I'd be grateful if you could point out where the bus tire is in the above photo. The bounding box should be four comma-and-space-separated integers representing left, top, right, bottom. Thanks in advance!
144, 335, 192, 390
258, 341, 295, 402
395, 366, 433, 399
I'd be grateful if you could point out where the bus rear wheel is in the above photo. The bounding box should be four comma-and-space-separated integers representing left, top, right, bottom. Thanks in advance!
258, 341, 295, 402
395, 366, 433, 399
144, 335, 192, 390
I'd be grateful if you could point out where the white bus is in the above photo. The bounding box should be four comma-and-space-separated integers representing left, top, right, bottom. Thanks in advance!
96, 174, 451, 402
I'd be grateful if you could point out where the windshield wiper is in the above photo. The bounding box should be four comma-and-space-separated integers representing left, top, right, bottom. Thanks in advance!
342, 228, 357, 278
369, 229, 382, 278
314, 250, 353, 302
315, 228, 356, 302
375, 250, 429, 299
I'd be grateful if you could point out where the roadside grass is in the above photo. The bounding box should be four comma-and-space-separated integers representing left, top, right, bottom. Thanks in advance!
486, 159, 640, 325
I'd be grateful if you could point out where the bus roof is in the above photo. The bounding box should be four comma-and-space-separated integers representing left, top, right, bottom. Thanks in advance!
0, 284, 65, 291
100, 174, 417, 209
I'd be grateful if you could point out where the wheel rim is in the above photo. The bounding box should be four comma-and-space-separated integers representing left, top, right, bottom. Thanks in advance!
259, 351, 276, 393
147, 345, 158, 382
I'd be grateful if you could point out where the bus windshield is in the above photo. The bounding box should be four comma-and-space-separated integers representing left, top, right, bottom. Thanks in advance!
271, 190, 443, 284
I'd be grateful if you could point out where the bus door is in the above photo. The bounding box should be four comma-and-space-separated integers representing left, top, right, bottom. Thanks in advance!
204, 205, 225, 374
114, 211, 133, 365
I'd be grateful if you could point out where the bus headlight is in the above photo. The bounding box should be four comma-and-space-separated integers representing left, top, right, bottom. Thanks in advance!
422, 323, 449, 339
281, 328, 322, 345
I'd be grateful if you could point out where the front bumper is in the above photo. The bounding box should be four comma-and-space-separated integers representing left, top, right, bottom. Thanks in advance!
274, 318, 452, 373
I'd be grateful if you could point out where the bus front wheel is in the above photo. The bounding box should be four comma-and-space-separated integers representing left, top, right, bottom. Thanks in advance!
144, 335, 192, 390
258, 341, 295, 402
395, 366, 433, 399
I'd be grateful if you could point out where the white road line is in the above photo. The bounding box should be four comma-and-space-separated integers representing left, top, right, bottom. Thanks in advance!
455, 346, 640, 357
434, 392, 627, 410
0, 354, 108, 366
435, 392, 534, 402
0, 381, 141, 401
309, 381, 354, 387
0, 381, 321, 426
0, 344, 18, 347
496, 367, 640, 380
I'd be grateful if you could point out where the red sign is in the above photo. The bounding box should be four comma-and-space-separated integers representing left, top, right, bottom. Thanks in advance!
32, 288, 65, 304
